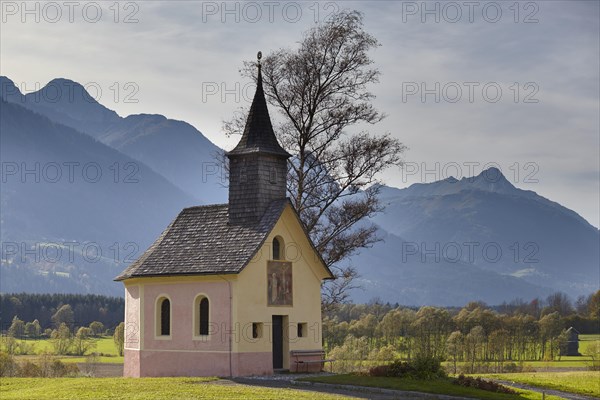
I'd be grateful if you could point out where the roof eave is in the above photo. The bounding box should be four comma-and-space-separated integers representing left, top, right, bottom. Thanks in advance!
115, 270, 240, 282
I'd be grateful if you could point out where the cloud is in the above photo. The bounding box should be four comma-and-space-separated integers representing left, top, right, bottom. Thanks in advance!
1, 0, 598, 226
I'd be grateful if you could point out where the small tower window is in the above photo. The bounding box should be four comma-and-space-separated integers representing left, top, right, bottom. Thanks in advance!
273, 236, 284, 260
158, 298, 170, 336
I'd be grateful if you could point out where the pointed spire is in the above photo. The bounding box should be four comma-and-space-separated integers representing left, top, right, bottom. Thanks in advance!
227, 51, 290, 158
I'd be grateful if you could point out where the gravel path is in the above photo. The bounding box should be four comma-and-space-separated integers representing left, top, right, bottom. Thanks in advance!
233, 375, 473, 400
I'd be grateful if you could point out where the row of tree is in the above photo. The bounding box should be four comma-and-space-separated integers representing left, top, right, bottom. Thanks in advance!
2, 316, 125, 358
6, 313, 107, 340
323, 291, 600, 372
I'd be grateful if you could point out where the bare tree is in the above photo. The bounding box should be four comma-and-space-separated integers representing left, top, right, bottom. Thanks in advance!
544, 292, 574, 317
224, 10, 406, 312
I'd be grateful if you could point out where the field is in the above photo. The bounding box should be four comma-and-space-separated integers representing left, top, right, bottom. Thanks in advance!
5, 336, 123, 364
2, 335, 597, 399
579, 334, 600, 354
300, 374, 564, 400
0, 377, 352, 400
481, 371, 600, 397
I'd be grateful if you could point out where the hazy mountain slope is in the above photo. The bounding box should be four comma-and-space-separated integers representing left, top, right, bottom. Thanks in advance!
100, 113, 227, 204
2, 76, 597, 305
368, 170, 599, 297
349, 228, 553, 306
0, 100, 196, 295
0, 76, 121, 138
0, 76, 227, 204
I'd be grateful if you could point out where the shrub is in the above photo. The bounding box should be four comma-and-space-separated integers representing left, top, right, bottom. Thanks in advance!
1, 354, 80, 378
386, 360, 414, 377
0, 352, 19, 377
0, 336, 17, 355
368, 364, 390, 377
51, 359, 68, 377
50, 323, 73, 355
48, 360, 78, 377
89, 321, 105, 337
20, 361, 42, 377
81, 353, 100, 376
502, 362, 523, 373
38, 353, 54, 377
73, 327, 95, 356
65, 362, 80, 376
369, 356, 446, 380
410, 356, 446, 379
453, 374, 517, 394
114, 322, 125, 357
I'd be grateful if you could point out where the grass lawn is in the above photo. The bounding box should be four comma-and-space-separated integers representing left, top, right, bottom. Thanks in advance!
482, 371, 600, 397
443, 357, 593, 370
300, 374, 564, 400
19, 336, 118, 356
0, 377, 353, 400
12, 354, 124, 365
579, 334, 600, 355
516, 357, 594, 369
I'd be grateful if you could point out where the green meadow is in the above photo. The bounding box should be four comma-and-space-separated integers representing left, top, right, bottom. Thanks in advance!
481, 371, 600, 397
6, 336, 123, 364
0, 377, 352, 400
300, 374, 564, 400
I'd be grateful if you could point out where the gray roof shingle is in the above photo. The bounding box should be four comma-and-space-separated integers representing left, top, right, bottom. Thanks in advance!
114, 199, 332, 281
114, 200, 286, 280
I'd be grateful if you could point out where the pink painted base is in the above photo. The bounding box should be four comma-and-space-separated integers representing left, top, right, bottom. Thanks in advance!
124, 349, 272, 377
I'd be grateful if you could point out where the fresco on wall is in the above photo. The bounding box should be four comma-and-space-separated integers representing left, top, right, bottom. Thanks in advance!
267, 261, 292, 306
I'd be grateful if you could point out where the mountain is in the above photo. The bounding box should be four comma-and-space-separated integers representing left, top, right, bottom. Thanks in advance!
356, 168, 600, 304
0, 99, 196, 295
98, 113, 227, 204
348, 228, 554, 306
2, 76, 597, 306
0, 77, 120, 137
0, 77, 227, 204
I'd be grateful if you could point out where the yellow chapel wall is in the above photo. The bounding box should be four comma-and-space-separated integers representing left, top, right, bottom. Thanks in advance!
232, 204, 328, 363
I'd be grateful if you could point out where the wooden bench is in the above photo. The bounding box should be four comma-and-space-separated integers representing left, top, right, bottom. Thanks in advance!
290, 350, 335, 373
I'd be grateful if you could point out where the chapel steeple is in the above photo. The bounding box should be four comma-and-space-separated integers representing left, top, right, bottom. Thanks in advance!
227, 52, 291, 225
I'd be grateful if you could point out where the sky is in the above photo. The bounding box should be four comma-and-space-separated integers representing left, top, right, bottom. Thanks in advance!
1, 0, 599, 227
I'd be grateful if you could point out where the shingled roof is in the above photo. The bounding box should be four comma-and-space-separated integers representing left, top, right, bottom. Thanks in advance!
115, 199, 333, 281
227, 62, 290, 158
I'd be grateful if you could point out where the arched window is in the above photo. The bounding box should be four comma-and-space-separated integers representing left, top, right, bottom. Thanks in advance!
273, 236, 284, 260
199, 297, 209, 336
194, 295, 210, 337
159, 298, 170, 336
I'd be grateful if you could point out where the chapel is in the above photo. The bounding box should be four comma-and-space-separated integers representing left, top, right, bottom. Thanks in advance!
115, 53, 333, 377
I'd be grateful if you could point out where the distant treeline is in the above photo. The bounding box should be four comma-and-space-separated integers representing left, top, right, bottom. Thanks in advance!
322, 291, 600, 373
0, 293, 123, 331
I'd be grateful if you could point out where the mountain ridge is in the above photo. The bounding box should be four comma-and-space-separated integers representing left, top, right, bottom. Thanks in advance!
2, 75, 597, 305
1, 76, 227, 204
